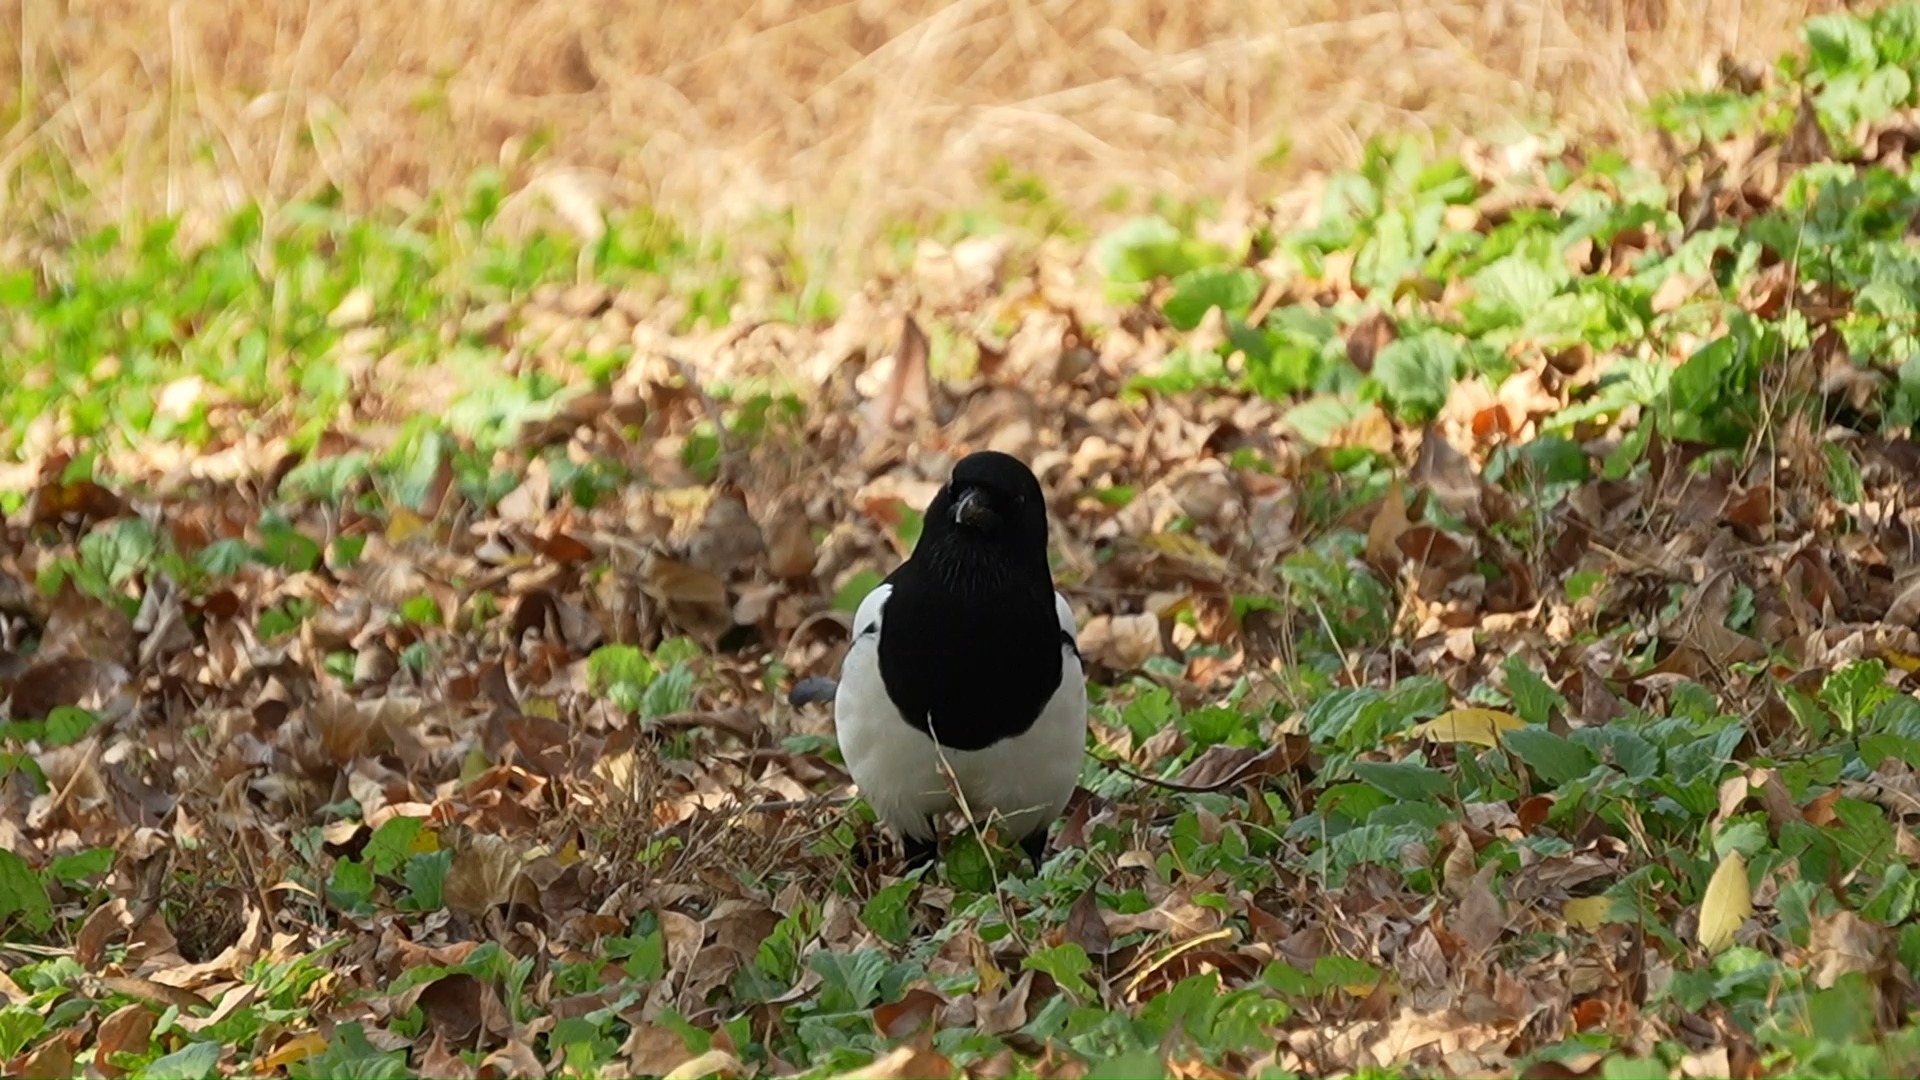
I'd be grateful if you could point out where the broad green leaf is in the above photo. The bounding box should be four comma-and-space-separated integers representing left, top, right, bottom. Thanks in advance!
1350, 760, 1453, 802
1023, 943, 1097, 1001
860, 876, 916, 946
1501, 657, 1568, 727
137, 1040, 223, 1080
1163, 266, 1261, 330
1370, 329, 1462, 422
0, 850, 52, 934
1803, 12, 1878, 75
0, 1005, 45, 1060
1503, 727, 1595, 788
808, 947, 890, 1013
365, 816, 425, 876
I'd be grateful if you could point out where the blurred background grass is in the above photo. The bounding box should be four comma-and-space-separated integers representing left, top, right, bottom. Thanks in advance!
2, 0, 1847, 278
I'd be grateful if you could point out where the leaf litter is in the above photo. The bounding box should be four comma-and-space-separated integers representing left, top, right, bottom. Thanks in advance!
14, 10, 1920, 1078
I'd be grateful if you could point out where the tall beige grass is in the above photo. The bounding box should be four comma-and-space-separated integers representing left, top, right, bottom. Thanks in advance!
1, 0, 1848, 272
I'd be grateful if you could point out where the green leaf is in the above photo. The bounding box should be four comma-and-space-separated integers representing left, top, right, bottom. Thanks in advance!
1464, 253, 1562, 330
860, 876, 916, 946
1501, 657, 1567, 727
289, 1022, 410, 1080
833, 568, 884, 615
1714, 820, 1769, 860
136, 1040, 223, 1080
1504, 727, 1596, 788
1803, 12, 1878, 76
326, 858, 375, 916
1817, 66, 1915, 131
1083, 1049, 1167, 1079
1092, 216, 1222, 285
1163, 267, 1260, 331
1350, 760, 1453, 802
1369, 329, 1462, 421
43, 706, 102, 747
941, 832, 996, 894
0, 1005, 45, 1059
1280, 394, 1366, 448
1023, 943, 1097, 1001
365, 817, 424, 876
48, 846, 114, 885
641, 663, 695, 719
401, 850, 451, 912
588, 644, 655, 714
1822, 659, 1894, 733
1804, 972, 1878, 1045
0, 270, 35, 307
809, 948, 890, 1013
1574, 727, 1660, 781
0, 850, 52, 934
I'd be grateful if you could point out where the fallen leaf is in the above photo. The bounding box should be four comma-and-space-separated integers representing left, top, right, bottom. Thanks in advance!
873, 987, 946, 1039
1562, 896, 1612, 931
663, 1047, 745, 1080
1698, 851, 1752, 954
1406, 708, 1525, 748
1078, 612, 1162, 671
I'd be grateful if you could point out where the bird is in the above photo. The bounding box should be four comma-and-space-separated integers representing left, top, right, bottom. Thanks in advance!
832, 450, 1088, 870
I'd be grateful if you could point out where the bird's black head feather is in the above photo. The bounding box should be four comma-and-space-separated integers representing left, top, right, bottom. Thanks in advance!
913, 450, 1051, 587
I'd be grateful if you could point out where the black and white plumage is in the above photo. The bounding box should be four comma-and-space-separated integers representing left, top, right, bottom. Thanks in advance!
834, 450, 1088, 869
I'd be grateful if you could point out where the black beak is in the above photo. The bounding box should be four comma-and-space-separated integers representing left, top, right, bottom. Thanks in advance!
951, 488, 998, 530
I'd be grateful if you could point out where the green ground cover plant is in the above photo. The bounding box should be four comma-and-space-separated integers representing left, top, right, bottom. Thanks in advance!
8, 5, 1920, 1077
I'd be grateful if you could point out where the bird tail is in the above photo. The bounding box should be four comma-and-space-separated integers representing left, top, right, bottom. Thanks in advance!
786, 675, 840, 706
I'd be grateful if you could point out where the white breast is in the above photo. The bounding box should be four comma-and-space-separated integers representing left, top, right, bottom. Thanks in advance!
833, 584, 1088, 844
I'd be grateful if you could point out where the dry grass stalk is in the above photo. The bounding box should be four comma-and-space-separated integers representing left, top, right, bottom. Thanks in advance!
2, 0, 1842, 277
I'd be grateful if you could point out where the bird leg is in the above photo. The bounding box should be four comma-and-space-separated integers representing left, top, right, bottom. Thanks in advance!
1019, 829, 1048, 868
902, 833, 939, 871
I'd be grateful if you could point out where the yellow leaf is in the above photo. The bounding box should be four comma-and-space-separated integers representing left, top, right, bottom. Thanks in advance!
1406, 708, 1526, 748
1139, 532, 1230, 577
386, 508, 430, 545
259, 1032, 328, 1071
663, 1048, 745, 1080
1881, 649, 1920, 673
1563, 896, 1613, 930
1698, 851, 1752, 954
411, 826, 441, 856
460, 742, 491, 784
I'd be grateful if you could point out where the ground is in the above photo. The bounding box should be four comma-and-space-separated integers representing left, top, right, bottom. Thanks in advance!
6, 2, 1920, 1079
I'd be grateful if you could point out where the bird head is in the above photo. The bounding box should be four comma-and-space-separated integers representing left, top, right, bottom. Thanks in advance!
915, 451, 1052, 585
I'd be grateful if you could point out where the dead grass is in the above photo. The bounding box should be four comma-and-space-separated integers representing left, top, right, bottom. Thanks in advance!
2, 0, 1849, 277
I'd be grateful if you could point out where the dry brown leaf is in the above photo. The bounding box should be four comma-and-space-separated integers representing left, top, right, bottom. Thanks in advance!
977, 969, 1034, 1035
873, 987, 947, 1039
1063, 886, 1114, 958
865, 314, 934, 438
839, 1042, 955, 1080
15, 1033, 76, 1080
1808, 908, 1889, 989
93, 1004, 156, 1079
443, 832, 525, 916
1078, 612, 1162, 672
1366, 478, 1411, 566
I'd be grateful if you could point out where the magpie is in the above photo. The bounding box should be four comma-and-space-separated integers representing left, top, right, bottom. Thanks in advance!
834, 450, 1088, 870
